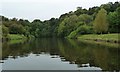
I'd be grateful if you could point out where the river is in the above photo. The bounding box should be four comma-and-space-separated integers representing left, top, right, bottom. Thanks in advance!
1, 38, 120, 70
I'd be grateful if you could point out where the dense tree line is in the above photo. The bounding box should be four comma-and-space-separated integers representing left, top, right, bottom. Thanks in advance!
1, 1, 120, 39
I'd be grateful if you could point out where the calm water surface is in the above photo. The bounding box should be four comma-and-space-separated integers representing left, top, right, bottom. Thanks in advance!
1, 38, 120, 70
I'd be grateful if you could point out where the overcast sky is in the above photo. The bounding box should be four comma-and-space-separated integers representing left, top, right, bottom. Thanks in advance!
1, 0, 119, 21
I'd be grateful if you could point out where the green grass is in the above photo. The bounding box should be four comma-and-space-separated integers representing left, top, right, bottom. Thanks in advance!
9, 39, 26, 44
77, 33, 120, 43
8, 34, 27, 44
8, 34, 26, 40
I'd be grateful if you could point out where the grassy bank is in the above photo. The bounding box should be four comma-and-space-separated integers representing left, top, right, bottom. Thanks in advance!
8, 34, 26, 40
7, 34, 27, 44
77, 33, 120, 43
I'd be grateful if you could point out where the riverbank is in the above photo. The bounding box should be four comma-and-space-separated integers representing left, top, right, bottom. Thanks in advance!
2, 34, 27, 44
77, 33, 120, 43
8, 34, 27, 40
9, 34, 28, 44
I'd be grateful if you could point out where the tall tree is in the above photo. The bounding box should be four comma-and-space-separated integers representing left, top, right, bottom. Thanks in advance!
57, 14, 79, 37
108, 7, 120, 33
93, 8, 108, 34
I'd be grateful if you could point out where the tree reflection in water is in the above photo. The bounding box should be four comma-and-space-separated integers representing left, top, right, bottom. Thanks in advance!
2, 38, 120, 70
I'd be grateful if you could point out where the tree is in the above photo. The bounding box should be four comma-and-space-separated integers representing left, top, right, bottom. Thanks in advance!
116, 7, 120, 31
75, 7, 87, 16
29, 19, 42, 37
100, 2, 120, 13
2, 25, 9, 37
57, 14, 79, 37
9, 23, 25, 34
93, 8, 108, 34
108, 7, 120, 33
1, 1, 119, 38
87, 6, 100, 15
78, 14, 92, 25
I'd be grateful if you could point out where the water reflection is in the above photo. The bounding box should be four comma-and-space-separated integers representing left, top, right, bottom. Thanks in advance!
1, 38, 120, 70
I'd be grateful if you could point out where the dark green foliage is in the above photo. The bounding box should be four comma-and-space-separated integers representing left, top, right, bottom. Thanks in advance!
78, 25, 93, 34
108, 7, 120, 33
87, 6, 100, 15
74, 7, 88, 16
9, 23, 25, 34
2, 25, 9, 37
29, 18, 59, 38
29, 19, 42, 37
101, 2, 120, 13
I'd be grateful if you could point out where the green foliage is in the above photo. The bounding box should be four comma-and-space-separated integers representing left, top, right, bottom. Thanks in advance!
108, 12, 117, 32
9, 23, 25, 34
67, 30, 77, 39
8, 34, 26, 40
57, 14, 79, 37
78, 14, 93, 25
67, 14, 93, 38
101, 2, 120, 12
108, 7, 120, 33
77, 25, 93, 34
1, 1, 120, 39
67, 25, 93, 38
29, 20, 42, 37
2, 25, 9, 37
93, 8, 109, 34
29, 18, 59, 37
74, 7, 87, 16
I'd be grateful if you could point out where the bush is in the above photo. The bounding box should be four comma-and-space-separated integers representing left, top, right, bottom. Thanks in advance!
67, 25, 93, 38
67, 30, 77, 39
77, 25, 93, 34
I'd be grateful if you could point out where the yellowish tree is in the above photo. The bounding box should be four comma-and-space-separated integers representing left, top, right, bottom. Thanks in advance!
93, 8, 108, 34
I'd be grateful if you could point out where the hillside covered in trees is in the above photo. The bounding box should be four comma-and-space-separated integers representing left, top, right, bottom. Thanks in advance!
1, 1, 120, 39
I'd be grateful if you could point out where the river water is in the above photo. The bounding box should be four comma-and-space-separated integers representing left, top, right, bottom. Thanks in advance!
1, 38, 120, 70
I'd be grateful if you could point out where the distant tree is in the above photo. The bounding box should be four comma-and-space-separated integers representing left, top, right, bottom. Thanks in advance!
108, 7, 120, 33
111, 2, 120, 12
67, 25, 93, 38
32, 19, 42, 23
87, 6, 100, 15
116, 7, 120, 27
93, 8, 108, 34
1, 1, 120, 38
101, 2, 120, 12
101, 2, 112, 13
9, 24, 25, 34
74, 7, 87, 16
2, 16, 9, 21
29, 19, 42, 37
11, 18, 18, 21
57, 15, 79, 37
18, 19, 30, 26
78, 14, 92, 25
